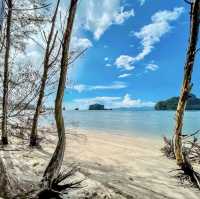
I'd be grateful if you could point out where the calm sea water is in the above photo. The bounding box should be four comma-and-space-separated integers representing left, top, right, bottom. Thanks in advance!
42, 110, 200, 139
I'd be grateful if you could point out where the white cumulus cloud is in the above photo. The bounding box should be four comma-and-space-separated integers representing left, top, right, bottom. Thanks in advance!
115, 55, 135, 70
71, 37, 93, 51
133, 7, 184, 62
114, 7, 184, 69
78, 0, 134, 40
67, 94, 155, 109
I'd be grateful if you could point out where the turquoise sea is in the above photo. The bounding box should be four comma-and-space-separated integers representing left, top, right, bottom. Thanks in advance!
43, 110, 200, 139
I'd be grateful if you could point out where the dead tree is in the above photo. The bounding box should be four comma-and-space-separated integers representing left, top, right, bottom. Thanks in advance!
173, 0, 200, 188
0, 0, 49, 145
1, 0, 13, 145
30, 0, 60, 147
38, 0, 79, 197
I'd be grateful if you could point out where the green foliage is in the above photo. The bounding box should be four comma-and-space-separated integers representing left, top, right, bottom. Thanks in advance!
155, 94, 200, 110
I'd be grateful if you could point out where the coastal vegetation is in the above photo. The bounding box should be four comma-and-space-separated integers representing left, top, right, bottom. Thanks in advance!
155, 94, 200, 110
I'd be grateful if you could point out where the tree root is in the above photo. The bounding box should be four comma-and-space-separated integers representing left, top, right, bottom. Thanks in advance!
35, 167, 84, 199
162, 131, 200, 189
177, 155, 200, 189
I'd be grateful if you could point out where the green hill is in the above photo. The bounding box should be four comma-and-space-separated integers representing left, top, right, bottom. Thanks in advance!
155, 94, 200, 110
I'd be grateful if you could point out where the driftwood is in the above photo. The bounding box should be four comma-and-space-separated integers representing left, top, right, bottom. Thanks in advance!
163, 130, 200, 188
162, 130, 200, 163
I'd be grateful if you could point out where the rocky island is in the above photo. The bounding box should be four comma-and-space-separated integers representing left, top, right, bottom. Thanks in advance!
155, 94, 200, 110
89, 104, 112, 110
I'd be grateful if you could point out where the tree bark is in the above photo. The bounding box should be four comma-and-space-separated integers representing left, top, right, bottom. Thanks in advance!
40, 0, 78, 191
1, 0, 13, 145
30, 0, 60, 147
173, 0, 200, 167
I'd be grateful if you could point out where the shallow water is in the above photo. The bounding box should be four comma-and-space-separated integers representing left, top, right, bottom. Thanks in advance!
41, 110, 200, 139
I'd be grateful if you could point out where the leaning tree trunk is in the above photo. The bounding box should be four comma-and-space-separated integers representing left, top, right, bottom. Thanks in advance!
1, 0, 12, 145
30, 0, 60, 147
173, 0, 200, 187
38, 0, 78, 196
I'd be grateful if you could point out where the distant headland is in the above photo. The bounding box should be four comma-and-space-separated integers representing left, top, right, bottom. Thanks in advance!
155, 94, 200, 110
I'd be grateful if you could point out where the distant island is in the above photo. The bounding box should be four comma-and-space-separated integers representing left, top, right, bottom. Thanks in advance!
89, 104, 112, 110
155, 94, 200, 110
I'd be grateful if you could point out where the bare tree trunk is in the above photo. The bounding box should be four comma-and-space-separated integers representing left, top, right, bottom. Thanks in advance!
30, 0, 60, 147
173, 0, 200, 167
173, 0, 200, 188
1, 0, 13, 145
39, 0, 78, 195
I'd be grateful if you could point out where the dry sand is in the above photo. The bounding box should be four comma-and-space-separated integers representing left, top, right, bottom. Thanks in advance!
1, 128, 200, 199
65, 129, 200, 199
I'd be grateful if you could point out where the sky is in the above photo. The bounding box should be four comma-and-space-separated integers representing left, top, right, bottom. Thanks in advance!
2, 0, 200, 110
61, 0, 200, 110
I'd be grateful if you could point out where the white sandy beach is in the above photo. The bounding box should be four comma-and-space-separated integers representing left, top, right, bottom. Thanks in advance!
1, 128, 200, 199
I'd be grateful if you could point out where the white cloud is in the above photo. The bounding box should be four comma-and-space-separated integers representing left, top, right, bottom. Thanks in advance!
75, 96, 121, 104
115, 55, 135, 70
105, 63, 112, 67
78, 0, 134, 40
121, 94, 155, 107
133, 7, 184, 62
68, 81, 127, 93
71, 37, 93, 51
146, 63, 159, 71
67, 94, 155, 109
72, 84, 87, 93
104, 57, 109, 61
118, 73, 131, 78
138, 0, 146, 6
114, 7, 135, 24
115, 7, 184, 68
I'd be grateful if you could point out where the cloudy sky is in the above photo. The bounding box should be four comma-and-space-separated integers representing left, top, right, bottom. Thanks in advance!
56, 0, 199, 109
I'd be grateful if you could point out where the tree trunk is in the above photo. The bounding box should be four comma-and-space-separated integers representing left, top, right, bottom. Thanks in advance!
174, 0, 200, 167
30, 0, 60, 147
1, 0, 12, 145
40, 0, 78, 192
0, 0, 4, 32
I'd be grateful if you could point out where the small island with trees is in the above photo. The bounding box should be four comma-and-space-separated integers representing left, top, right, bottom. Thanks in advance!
89, 104, 112, 110
155, 94, 200, 110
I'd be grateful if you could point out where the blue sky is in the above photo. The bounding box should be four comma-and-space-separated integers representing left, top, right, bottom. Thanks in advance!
1, 0, 199, 110
64, 0, 199, 110
30, 0, 200, 109
65, 0, 200, 109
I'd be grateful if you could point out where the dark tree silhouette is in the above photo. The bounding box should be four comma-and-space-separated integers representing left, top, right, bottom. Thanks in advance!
1, 0, 13, 145
30, 0, 60, 147
38, 0, 79, 197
